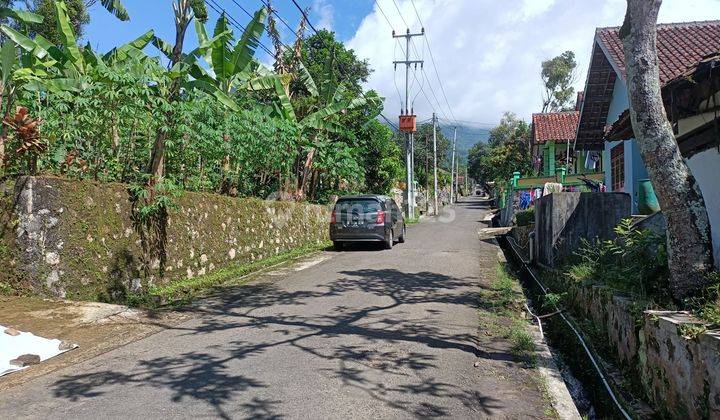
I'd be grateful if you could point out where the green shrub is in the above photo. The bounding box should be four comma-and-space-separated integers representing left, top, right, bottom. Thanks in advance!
515, 208, 534, 226
564, 219, 670, 301
688, 272, 720, 325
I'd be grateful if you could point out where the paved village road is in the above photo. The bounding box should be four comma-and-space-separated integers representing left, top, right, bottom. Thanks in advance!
0, 196, 546, 419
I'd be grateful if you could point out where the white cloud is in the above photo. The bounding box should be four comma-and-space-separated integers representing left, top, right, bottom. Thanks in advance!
347, 0, 720, 126
313, 0, 334, 31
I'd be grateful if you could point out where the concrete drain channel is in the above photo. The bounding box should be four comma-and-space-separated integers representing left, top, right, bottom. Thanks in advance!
497, 235, 636, 420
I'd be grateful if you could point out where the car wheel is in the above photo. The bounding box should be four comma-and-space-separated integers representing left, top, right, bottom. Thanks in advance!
398, 225, 406, 243
333, 241, 344, 251
384, 230, 394, 249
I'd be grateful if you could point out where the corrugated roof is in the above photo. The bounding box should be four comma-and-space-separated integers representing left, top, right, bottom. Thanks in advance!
532, 111, 580, 144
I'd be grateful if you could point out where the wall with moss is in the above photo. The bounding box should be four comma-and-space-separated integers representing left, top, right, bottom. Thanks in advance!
5, 176, 329, 301
545, 273, 720, 419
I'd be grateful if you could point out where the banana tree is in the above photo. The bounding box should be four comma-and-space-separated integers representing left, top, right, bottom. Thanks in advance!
252, 54, 382, 199
84, 0, 130, 21
147, 0, 208, 182
0, 6, 42, 164
0, 1, 155, 169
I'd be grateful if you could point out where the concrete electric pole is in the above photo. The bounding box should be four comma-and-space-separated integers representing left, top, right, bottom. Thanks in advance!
394, 28, 424, 218
455, 155, 460, 202
450, 126, 457, 204
432, 112, 438, 215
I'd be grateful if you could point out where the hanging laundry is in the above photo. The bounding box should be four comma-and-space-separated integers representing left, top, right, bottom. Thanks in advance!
543, 182, 563, 196
585, 151, 601, 171
519, 191, 532, 209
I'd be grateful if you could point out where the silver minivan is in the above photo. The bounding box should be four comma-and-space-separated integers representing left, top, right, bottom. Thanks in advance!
329, 195, 406, 250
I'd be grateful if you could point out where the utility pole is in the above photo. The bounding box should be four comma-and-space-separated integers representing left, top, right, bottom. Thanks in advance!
455, 156, 460, 202
450, 126, 457, 204
432, 112, 438, 215
424, 133, 429, 214
394, 28, 424, 218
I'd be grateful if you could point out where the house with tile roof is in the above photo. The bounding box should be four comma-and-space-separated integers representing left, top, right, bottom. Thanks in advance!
574, 20, 720, 213
606, 51, 720, 268
531, 111, 580, 176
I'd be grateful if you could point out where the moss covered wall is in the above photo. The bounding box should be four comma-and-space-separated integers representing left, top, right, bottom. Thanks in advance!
546, 274, 720, 419
5, 176, 329, 301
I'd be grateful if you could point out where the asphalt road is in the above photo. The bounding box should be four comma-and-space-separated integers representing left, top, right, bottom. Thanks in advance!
0, 196, 545, 419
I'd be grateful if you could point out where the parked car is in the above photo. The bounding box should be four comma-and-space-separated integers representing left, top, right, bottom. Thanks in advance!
329, 195, 405, 250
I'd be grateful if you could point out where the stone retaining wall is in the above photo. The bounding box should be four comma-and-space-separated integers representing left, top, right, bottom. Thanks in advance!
1, 176, 329, 301
548, 274, 720, 419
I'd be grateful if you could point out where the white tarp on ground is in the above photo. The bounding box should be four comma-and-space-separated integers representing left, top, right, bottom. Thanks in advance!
0, 325, 74, 376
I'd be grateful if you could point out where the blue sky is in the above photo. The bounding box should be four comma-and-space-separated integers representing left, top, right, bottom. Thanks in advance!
85, 0, 372, 63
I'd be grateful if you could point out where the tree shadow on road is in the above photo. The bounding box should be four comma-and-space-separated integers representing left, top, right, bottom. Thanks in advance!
49, 268, 517, 418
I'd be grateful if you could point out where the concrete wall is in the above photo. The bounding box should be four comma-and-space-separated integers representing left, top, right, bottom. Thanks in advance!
547, 274, 720, 419
1, 176, 329, 301
534, 192, 631, 266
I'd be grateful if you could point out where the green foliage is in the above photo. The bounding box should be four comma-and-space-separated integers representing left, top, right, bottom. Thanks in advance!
509, 319, 536, 362
294, 29, 370, 96
542, 292, 566, 310
492, 262, 520, 309
26, 0, 89, 45
541, 50, 577, 112
565, 219, 670, 300
129, 178, 181, 221
515, 208, 534, 226
0, 2, 388, 202
411, 122, 452, 188
687, 272, 720, 325
468, 112, 531, 186
359, 119, 403, 194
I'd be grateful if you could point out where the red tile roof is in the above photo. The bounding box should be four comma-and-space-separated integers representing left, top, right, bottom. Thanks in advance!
532, 111, 580, 144
576, 20, 720, 150
597, 20, 720, 83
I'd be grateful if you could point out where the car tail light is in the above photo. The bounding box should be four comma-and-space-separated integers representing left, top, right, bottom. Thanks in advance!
376, 211, 385, 225
330, 210, 337, 224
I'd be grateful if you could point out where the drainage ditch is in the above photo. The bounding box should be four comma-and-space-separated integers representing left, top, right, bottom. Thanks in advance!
498, 235, 633, 419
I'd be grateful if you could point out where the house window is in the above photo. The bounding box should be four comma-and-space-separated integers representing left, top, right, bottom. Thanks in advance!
610, 143, 625, 191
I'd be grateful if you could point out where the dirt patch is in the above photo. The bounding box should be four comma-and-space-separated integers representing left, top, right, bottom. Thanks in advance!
0, 296, 188, 391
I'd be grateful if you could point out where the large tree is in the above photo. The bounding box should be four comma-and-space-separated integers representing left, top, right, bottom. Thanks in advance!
469, 112, 531, 186
540, 50, 577, 112
412, 122, 450, 188
295, 29, 370, 97
621, 0, 714, 300
359, 119, 403, 194
26, 0, 89, 44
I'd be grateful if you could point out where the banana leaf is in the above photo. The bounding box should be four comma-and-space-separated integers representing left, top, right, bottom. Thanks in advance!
99, 0, 130, 21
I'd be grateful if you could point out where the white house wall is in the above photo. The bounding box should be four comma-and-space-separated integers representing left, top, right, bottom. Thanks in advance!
686, 148, 720, 269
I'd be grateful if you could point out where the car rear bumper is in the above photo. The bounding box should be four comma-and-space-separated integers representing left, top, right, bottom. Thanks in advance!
330, 225, 387, 242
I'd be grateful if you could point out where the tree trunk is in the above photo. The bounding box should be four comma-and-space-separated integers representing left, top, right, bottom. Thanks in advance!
297, 147, 316, 200
621, 0, 715, 300
147, 5, 189, 182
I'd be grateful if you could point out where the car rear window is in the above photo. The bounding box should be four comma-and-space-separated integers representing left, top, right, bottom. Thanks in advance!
335, 199, 381, 214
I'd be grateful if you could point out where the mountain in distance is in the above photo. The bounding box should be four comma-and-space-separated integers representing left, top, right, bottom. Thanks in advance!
440, 124, 491, 160
380, 117, 493, 161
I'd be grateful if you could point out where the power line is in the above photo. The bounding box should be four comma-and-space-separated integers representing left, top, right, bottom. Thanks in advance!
205, 0, 275, 56
375, 0, 442, 120
256, 0, 300, 36
409, 0, 458, 125
290, 0, 319, 34
292, 0, 388, 123
390, 0, 410, 29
